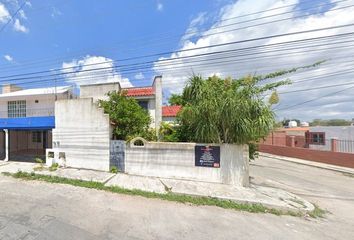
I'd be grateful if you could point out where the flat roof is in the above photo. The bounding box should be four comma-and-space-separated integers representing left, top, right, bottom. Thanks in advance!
0, 86, 71, 98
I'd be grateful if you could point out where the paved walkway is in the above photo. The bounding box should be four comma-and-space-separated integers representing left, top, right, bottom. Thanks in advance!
0, 160, 313, 212
260, 153, 354, 175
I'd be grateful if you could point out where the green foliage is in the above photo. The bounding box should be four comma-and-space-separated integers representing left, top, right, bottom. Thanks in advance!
35, 157, 44, 164
268, 91, 279, 105
7, 171, 309, 217
33, 157, 45, 171
159, 122, 179, 142
248, 143, 259, 160
126, 128, 158, 142
110, 166, 118, 173
168, 93, 184, 106
49, 163, 59, 172
99, 90, 152, 140
310, 118, 352, 126
178, 74, 290, 144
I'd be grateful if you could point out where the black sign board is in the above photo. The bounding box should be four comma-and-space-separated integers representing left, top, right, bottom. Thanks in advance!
195, 145, 220, 168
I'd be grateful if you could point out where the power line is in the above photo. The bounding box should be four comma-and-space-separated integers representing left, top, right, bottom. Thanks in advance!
278, 81, 354, 94
1, 26, 354, 82
0, 0, 27, 34
275, 85, 354, 111
0, 2, 352, 74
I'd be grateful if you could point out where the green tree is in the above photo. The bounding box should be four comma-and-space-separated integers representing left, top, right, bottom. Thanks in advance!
310, 118, 351, 126
178, 74, 290, 144
168, 93, 184, 106
99, 90, 152, 140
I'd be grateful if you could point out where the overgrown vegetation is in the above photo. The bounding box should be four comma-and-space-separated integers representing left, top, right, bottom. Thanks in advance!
33, 157, 45, 171
49, 163, 59, 172
162, 63, 323, 157
99, 90, 154, 140
3, 171, 326, 217
308, 204, 327, 218
110, 166, 118, 173
168, 93, 184, 106
175, 74, 290, 144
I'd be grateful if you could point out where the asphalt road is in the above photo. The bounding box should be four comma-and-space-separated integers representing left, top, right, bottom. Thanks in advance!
0, 156, 353, 239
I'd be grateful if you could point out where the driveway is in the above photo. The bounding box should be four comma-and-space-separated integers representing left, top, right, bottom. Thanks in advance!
0, 156, 353, 239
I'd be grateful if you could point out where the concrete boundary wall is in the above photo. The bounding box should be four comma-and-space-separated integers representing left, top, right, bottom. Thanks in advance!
51, 98, 111, 171
124, 141, 249, 187
259, 144, 354, 168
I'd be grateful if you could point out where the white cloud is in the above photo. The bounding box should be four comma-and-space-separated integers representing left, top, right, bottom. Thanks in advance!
157, 2, 163, 11
4, 54, 13, 62
13, 18, 29, 33
62, 55, 133, 87
18, 9, 27, 19
153, 0, 354, 120
0, 3, 10, 23
134, 72, 145, 80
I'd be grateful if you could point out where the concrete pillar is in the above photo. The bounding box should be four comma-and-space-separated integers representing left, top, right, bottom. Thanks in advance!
153, 76, 162, 135
290, 136, 295, 148
4, 129, 8, 161
331, 138, 338, 152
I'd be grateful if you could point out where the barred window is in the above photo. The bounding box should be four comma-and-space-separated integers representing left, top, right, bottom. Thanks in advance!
8, 100, 26, 118
32, 131, 42, 143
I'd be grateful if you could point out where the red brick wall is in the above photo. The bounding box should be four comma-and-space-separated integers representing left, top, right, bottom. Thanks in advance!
259, 144, 354, 168
285, 136, 307, 148
260, 131, 286, 146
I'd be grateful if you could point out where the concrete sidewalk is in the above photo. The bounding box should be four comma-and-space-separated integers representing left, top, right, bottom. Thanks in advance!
260, 153, 354, 175
0, 160, 314, 213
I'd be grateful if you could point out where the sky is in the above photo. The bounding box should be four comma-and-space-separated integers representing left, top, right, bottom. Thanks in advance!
0, 0, 354, 121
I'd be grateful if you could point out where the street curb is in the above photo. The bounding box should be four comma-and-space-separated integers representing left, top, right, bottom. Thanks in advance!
259, 153, 354, 175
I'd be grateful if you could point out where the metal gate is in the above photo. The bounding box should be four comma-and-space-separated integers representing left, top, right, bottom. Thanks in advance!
110, 140, 126, 172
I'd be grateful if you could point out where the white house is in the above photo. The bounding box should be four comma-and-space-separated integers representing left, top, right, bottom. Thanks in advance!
0, 76, 166, 170
0, 84, 73, 161
49, 76, 163, 171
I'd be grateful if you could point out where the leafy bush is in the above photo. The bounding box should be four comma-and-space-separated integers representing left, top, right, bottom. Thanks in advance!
49, 163, 59, 172
99, 90, 152, 140
159, 122, 179, 142
110, 166, 118, 173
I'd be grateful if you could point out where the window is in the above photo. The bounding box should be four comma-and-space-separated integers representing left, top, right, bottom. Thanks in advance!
138, 100, 149, 110
32, 131, 42, 143
8, 100, 26, 118
308, 132, 325, 145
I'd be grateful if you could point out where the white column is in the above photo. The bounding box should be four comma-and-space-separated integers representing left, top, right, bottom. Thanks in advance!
4, 129, 8, 161
153, 76, 162, 135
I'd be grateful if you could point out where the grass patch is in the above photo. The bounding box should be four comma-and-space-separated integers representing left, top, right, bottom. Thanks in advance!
308, 204, 327, 218
2, 171, 323, 218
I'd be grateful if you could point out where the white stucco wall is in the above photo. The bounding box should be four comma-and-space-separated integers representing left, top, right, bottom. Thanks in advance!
80, 82, 120, 102
52, 98, 111, 171
124, 141, 249, 187
0, 92, 70, 118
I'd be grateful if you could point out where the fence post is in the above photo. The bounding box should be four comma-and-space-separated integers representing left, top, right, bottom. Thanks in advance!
331, 138, 338, 152
290, 136, 295, 148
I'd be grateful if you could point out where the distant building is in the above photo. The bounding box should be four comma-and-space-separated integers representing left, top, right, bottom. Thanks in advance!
307, 126, 354, 152
288, 120, 298, 128
162, 105, 182, 123
300, 121, 309, 127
